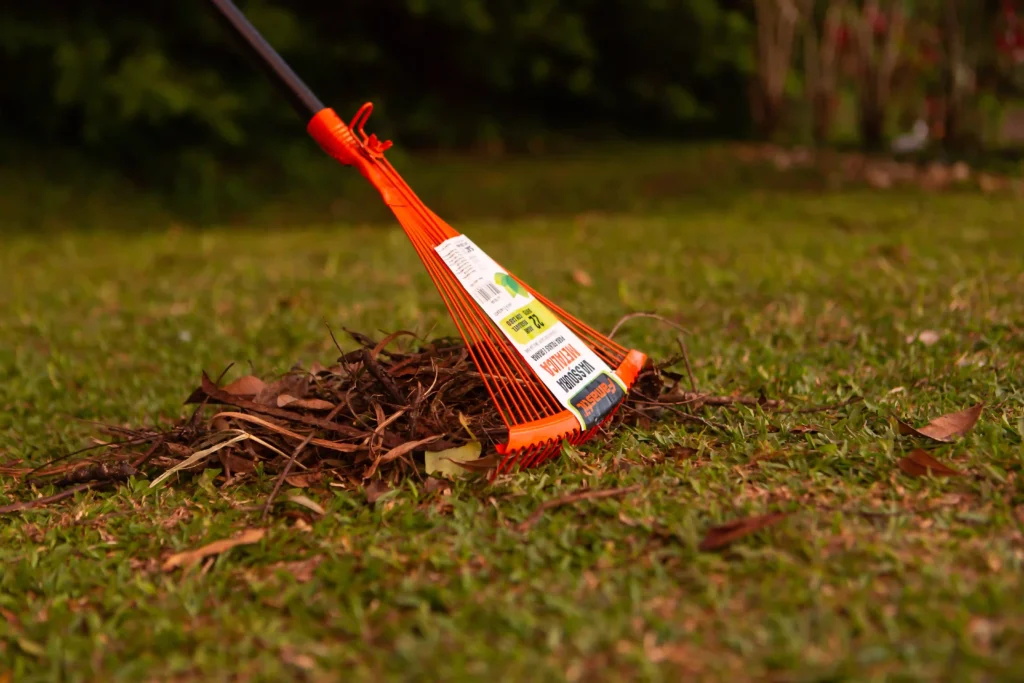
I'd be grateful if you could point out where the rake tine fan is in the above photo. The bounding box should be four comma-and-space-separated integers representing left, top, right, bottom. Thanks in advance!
205, 0, 648, 474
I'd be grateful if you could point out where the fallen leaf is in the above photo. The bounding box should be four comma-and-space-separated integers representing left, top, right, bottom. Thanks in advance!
572, 269, 593, 287
425, 441, 482, 477
698, 512, 789, 552
284, 472, 320, 488
363, 480, 392, 504
254, 374, 309, 407
422, 477, 450, 494
897, 449, 964, 477
444, 452, 502, 473
162, 528, 266, 571
790, 425, 819, 435
284, 494, 326, 516
277, 394, 335, 411
16, 637, 45, 658
279, 647, 318, 671
667, 446, 697, 459
905, 330, 940, 346
219, 451, 257, 475
277, 555, 324, 582
898, 403, 984, 442
222, 375, 267, 396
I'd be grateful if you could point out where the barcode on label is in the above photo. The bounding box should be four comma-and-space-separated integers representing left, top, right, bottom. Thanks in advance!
475, 282, 502, 302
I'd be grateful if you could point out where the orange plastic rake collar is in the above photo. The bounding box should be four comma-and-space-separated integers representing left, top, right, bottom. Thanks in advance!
307, 105, 648, 474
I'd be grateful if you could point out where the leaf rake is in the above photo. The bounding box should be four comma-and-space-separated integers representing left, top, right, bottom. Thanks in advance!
206, 0, 649, 475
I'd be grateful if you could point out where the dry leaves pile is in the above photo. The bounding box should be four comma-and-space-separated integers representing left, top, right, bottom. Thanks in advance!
0, 323, 991, 558
6, 324, 778, 505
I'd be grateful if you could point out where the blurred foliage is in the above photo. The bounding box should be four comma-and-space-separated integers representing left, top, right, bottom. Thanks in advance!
0, 0, 755, 209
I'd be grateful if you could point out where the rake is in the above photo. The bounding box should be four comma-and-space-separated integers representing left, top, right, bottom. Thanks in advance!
206, 0, 648, 474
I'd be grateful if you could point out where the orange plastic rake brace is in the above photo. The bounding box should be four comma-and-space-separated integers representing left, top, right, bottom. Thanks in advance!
207, 0, 648, 475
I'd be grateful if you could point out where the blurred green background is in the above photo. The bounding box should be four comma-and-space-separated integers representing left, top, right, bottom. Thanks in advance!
3, 0, 1023, 225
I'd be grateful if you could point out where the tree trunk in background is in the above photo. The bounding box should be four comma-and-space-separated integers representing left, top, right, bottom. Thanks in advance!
940, 0, 978, 153
752, 0, 801, 140
860, 93, 887, 150
800, 0, 845, 146
812, 91, 836, 145
848, 0, 906, 152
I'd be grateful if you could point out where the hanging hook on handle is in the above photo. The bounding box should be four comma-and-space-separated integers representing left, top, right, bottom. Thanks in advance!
348, 102, 393, 157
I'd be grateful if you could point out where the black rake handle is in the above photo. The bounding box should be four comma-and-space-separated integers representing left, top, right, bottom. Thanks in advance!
206, 0, 325, 119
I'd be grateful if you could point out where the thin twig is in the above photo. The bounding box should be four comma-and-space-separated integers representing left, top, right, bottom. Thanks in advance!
262, 430, 316, 521
676, 335, 698, 394
361, 348, 407, 405
132, 436, 168, 469
24, 432, 169, 481
608, 312, 691, 340
0, 483, 101, 515
517, 484, 642, 531
629, 400, 726, 431
777, 396, 862, 414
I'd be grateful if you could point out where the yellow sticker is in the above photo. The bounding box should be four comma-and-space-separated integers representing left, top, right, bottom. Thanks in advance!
500, 301, 558, 345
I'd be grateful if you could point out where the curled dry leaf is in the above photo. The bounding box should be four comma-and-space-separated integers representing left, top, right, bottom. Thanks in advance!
444, 452, 502, 473
897, 449, 964, 477
162, 527, 266, 571
789, 425, 819, 435
284, 494, 326, 516
284, 471, 321, 488
898, 403, 984, 443
698, 512, 789, 552
222, 375, 267, 396
276, 394, 336, 411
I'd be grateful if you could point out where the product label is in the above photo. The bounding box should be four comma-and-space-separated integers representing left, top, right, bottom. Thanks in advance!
434, 234, 626, 431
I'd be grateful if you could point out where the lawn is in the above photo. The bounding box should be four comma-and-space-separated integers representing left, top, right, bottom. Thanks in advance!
2, 146, 1023, 682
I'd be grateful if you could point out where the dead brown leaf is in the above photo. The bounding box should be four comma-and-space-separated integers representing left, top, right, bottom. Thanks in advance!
254, 374, 309, 407
284, 471, 321, 488
446, 452, 502, 473
279, 555, 324, 582
276, 394, 335, 411
572, 269, 593, 287
898, 403, 984, 442
698, 512, 789, 552
162, 528, 266, 571
422, 477, 450, 494
218, 451, 257, 475
789, 425, 819, 435
667, 446, 697, 459
364, 480, 392, 504
897, 449, 964, 477
222, 375, 267, 396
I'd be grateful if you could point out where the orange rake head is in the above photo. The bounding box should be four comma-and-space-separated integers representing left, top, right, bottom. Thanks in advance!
206, 0, 648, 475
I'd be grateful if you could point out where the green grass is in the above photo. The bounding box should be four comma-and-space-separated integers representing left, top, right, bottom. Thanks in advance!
2, 145, 1024, 682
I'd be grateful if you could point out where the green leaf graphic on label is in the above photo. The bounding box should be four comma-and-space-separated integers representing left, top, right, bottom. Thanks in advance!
494, 272, 527, 298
